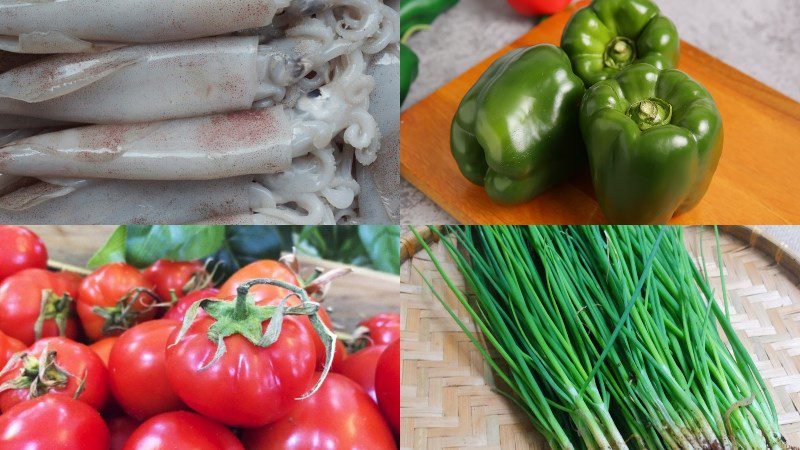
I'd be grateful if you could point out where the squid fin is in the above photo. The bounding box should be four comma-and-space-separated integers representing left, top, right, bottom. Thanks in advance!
0, 47, 138, 102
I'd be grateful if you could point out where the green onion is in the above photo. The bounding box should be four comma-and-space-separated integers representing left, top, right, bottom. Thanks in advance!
411, 226, 784, 450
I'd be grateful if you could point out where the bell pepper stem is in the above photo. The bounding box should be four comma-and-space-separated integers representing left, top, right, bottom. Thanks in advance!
603, 37, 636, 69
627, 98, 673, 130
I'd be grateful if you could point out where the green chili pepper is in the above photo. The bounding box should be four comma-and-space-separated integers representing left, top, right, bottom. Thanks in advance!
400, 0, 460, 37
580, 63, 723, 224
400, 42, 419, 105
561, 0, 679, 86
450, 44, 586, 204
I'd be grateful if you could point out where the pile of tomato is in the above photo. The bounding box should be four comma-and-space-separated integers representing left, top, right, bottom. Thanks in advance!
0, 226, 400, 450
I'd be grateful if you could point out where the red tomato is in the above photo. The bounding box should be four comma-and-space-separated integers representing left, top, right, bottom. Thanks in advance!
336, 345, 387, 403
124, 411, 243, 450
163, 288, 219, 322
376, 338, 400, 436
78, 262, 157, 341
218, 259, 298, 303
359, 312, 401, 347
109, 319, 185, 420
0, 337, 109, 412
165, 315, 316, 427
0, 395, 110, 450
143, 259, 210, 301
0, 330, 25, 367
89, 336, 118, 367
242, 373, 396, 450
260, 296, 345, 371
0, 268, 81, 345
108, 415, 139, 450
332, 339, 348, 372
0, 226, 47, 282
507, 0, 571, 16
218, 260, 342, 371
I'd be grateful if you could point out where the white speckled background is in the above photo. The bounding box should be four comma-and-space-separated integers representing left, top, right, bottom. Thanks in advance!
400, 0, 800, 225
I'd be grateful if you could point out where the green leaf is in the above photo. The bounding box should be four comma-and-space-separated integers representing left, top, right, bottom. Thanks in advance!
358, 225, 400, 274
124, 225, 226, 268
87, 226, 128, 269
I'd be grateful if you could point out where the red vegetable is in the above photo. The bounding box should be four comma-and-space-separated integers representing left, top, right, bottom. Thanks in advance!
143, 259, 210, 301
0, 337, 109, 412
220, 260, 344, 371
375, 338, 400, 436
123, 411, 243, 450
0, 268, 81, 345
0, 330, 25, 368
242, 373, 397, 450
109, 320, 185, 420
218, 259, 298, 303
358, 312, 401, 347
507, 0, 571, 16
77, 262, 157, 341
89, 336, 118, 367
0, 395, 110, 450
163, 288, 219, 322
108, 415, 140, 450
165, 284, 317, 427
0, 226, 47, 282
260, 295, 346, 371
336, 344, 387, 403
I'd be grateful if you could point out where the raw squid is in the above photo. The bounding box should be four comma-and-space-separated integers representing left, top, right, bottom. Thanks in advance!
0, 0, 386, 54
0, 177, 258, 224
248, 145, 360, 224
0, 21, 362, 124
0, 50, 377, 181
0, 108, 294, 180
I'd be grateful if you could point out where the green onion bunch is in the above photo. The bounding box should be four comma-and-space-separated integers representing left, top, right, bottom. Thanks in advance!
412, 226, 784, 450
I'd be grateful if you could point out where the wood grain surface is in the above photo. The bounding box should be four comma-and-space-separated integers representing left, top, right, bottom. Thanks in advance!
400, 1, 800, 225
26, 226, 399, 332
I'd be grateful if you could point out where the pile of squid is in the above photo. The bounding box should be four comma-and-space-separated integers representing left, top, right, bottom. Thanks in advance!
0, 0, 400, 224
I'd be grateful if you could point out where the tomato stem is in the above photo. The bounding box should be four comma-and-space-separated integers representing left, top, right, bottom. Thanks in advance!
171, 278, 340, 399
34, 289, 73, 341
0, 346, 75, 400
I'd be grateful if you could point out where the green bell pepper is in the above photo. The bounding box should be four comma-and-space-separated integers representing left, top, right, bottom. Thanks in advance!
401, 42, 419, 105
450, 44, 586, 204
580, 63, 723, 224
400, 0, 459, 37
561, 0, 679, 86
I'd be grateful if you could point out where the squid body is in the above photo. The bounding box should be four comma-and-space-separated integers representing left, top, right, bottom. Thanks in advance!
0, 24, 360, 124
0, 0, 292, 53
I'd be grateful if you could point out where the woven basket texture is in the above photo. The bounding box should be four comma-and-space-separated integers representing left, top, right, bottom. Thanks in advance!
400, 227, 800, 449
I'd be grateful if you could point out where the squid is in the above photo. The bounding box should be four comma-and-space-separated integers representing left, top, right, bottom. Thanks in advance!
247, 144, 360, 224
0, 20, 369, 125
0, 0, 386, 54
0, 177, 260, 224
0, 50, 377, 182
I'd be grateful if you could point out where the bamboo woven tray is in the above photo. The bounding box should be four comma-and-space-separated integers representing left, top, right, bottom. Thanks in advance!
400, 226, 800, 449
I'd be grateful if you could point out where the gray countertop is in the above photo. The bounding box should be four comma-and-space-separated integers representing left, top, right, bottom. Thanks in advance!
400, 0, 800, 225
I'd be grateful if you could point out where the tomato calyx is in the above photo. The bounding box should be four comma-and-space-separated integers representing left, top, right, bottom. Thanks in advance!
91, 288, 160, 335
349, 325, 375, 352
0, 348, 81, 399
179, 262, 218, 297
171, 278, 337, 399
34, 289, 74, 341
278, 253, 352, 300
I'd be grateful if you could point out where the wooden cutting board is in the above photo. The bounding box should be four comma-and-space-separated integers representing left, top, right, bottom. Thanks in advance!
400, 1, 800, 224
